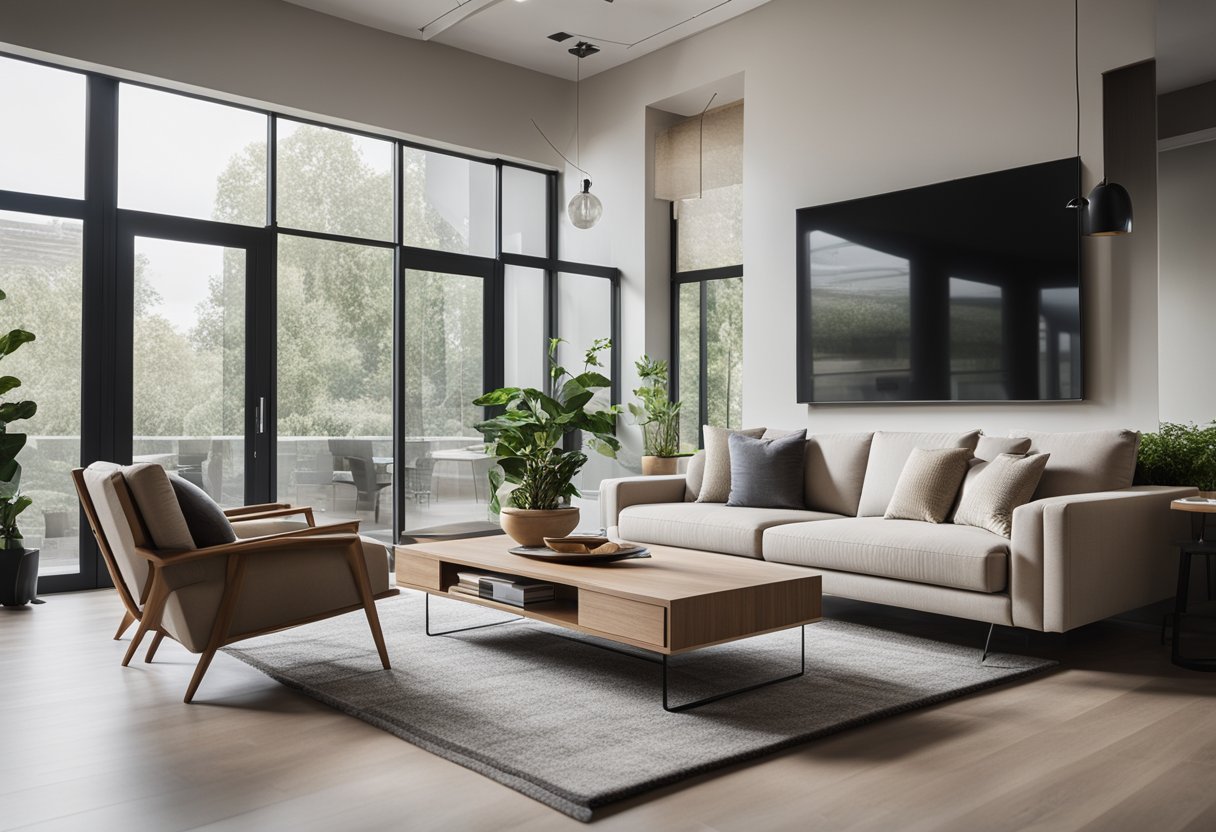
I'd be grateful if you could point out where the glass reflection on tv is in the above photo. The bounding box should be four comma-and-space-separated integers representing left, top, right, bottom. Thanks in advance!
796, 158, 1081, 403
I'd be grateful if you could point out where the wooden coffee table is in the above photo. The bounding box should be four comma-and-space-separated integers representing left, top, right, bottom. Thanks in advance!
394, 536, 822, 711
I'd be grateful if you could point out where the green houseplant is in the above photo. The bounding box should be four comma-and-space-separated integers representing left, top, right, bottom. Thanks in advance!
0, 288, 40, 606
474, 337, 620, 546
1136, 421, 1216, 494
628, 355, 682, 476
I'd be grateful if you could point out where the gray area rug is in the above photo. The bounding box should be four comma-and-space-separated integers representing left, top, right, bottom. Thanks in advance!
224, 592, 1055, 822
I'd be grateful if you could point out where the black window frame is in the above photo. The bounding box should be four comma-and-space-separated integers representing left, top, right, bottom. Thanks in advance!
0, 50, 619, 590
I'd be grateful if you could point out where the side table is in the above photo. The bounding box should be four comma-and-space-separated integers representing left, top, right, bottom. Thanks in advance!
1167, 499, 1216, 671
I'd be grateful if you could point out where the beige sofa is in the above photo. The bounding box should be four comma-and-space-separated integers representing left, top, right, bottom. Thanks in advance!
601, 430, 1194, 633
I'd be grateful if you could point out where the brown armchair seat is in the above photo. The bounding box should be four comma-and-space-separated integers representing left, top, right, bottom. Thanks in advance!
73, 462, 398, 703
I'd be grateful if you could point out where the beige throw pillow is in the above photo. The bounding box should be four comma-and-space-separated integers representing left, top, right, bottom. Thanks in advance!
883, 447, 972, 523
696, 426, 766, 503
954, 452, 1051, 537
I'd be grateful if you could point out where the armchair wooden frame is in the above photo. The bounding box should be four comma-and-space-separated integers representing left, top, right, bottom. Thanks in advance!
73, 469, 399, 702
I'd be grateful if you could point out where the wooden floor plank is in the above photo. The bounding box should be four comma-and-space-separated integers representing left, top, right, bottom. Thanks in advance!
3, 589, 1214, 831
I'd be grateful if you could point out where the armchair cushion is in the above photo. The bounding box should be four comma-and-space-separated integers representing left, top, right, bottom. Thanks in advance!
124, 463, 195, 550
169, 474, 236, 547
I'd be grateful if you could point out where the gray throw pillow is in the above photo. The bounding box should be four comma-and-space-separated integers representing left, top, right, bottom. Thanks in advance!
954, 452, 1051, 537
169, 474, 236, 548
726, 430, 807, 510
884, 447, 972, 523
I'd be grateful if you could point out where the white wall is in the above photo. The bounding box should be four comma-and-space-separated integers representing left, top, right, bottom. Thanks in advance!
0, 0, 572, 165
1158, 139, 1216, 423
570, 0, 1160, 435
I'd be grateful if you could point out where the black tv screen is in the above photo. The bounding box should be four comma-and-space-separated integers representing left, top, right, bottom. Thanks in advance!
796, 158, 1082, 403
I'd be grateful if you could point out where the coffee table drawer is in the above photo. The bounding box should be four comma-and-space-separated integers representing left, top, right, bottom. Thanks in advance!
579, 591, 666, 648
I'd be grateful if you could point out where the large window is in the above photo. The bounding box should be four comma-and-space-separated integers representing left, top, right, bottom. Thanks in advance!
0, 211, 83, 575
662, 102, 744, 449
1, 51, 618, 591
0, 57, 86, 199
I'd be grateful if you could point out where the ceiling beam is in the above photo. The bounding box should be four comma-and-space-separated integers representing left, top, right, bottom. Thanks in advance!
420, 0, 510, 41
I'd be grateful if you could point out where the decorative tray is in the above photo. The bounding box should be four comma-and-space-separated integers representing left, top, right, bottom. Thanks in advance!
508, 545, 651, 565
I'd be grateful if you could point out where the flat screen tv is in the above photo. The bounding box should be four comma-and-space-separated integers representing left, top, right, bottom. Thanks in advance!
796, 158, 1082, 403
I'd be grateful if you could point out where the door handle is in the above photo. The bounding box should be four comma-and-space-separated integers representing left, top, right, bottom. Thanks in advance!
256, 396, 265, 435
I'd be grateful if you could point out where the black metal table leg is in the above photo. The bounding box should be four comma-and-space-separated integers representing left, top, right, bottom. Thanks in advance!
1171, 545, 1216, 671
425, 592, 522, 637
662, 625, 806, 713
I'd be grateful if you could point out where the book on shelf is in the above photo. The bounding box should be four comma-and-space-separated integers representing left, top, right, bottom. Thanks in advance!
453, 570, 556, 607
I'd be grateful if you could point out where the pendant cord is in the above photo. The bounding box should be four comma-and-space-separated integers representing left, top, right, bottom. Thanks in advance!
576, 54, 581, 171
1074, 0, 1082, 201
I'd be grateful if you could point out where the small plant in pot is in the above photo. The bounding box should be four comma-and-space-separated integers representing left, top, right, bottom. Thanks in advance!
474, 338, 620, 547
628, 355, 681, 476
0, 289, 40, 607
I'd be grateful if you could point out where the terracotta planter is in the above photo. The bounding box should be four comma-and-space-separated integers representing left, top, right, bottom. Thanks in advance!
0, 547, 39, 606
641, 455, 679, 476
499, 507, 580, 547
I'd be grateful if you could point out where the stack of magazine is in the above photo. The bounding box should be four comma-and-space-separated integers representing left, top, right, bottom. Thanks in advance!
452, 570, 556, 608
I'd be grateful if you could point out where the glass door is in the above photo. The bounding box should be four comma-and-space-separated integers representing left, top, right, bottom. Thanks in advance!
399, 252, 496, 539
118, 216, 269, 507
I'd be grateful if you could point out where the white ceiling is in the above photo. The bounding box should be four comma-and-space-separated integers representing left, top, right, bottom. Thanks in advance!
1157, 0, 1216, 93
282, 0, 772, 79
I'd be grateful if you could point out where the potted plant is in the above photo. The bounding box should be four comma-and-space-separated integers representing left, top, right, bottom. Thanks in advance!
0, 289, 39, 607
1136, 421, 1216, 496
474, 337, 620, 546
628, 355, 682, 476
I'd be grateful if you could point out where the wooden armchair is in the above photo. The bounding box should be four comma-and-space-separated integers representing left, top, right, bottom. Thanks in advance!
73, 462, 398, 703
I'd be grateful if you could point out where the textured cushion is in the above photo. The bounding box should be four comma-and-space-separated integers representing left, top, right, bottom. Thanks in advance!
696, 426, 765, 503
123, 463, 195, 550
169, 474, 236, 548
727, 430, 807, 509
884, 447, 972, 523
763, 517, 1010, 593
1015, 429, 1140, 498
684, 450, 705, 501
976, 435, 1031, 462
955, 452, 1051, 538
856, 430, 981, 517
617, 502, 842, 558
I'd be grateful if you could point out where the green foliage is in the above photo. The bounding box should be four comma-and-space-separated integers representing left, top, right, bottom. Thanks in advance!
628, 355, 680, 457
1136, 422, 1216, 491
474, 338, 619, 511
0, 295, 37, 549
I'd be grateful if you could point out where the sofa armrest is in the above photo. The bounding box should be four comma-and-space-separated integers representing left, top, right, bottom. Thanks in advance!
599, 476, 687, 537
1010, 485, 1196, 632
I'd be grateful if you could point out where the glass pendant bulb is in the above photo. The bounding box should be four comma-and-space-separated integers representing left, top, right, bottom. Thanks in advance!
568, 178, 602, 229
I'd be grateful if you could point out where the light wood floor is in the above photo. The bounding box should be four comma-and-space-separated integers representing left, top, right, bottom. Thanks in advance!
2, 588, 1215, 832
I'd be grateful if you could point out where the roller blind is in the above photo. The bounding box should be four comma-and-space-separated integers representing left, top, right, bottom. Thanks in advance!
654, 100, 743, 202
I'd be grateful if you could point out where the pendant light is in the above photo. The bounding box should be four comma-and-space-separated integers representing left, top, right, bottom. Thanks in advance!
1065, 0, 1133, 235
566, 42, 602, 229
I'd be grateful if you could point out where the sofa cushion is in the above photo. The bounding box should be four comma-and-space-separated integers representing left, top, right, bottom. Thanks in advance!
618, 502, 842, 559
696, 426, 766, 503
684, 450, 705, 501
763, 517, 1009, 593
976, 435, 1032, 461
884, 447, 972, 523
1015, 429, 1140, 498
727, 430, 807, 509
856, 430, 981, 517
805, 432, 873, 517
954, 452, 1051, 538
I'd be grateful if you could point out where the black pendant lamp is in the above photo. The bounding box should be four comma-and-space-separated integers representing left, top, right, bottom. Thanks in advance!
1065, 0, 1133, 236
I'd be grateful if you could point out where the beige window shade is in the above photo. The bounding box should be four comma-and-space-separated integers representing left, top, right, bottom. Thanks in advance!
655, 100, 743, 202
